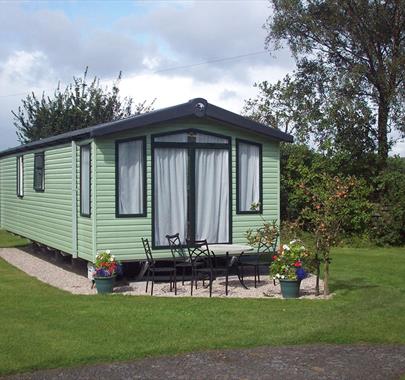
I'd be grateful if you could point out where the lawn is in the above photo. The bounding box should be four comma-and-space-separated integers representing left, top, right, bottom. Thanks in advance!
0, 230, 30, 247
0, 231, 405, 376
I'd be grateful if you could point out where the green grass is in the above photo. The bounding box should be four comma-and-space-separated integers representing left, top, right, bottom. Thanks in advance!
0, 230, 404, 375
0, 230, 30, 248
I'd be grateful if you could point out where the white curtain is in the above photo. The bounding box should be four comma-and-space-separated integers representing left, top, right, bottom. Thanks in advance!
154, 148, 188, 245
238, 142, 260, 211
81, 145, 90, 215
195, 148, 229, 243
118, 140, 144, 214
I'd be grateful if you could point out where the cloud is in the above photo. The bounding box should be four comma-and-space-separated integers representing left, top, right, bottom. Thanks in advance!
0, 1, 295, 150
0, 50, 59, 149
391, 140, 405, 157
118, 0, 294, 82
118, 63, 291, 114
0, 2, 163, 81
0, 1, 293, 85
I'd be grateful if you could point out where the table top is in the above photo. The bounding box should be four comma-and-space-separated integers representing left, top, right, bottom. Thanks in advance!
209, 244, 254, 255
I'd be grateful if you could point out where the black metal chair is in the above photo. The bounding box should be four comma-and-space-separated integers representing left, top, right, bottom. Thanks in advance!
238, 230, 279, 288
186, 239, 229, 297
141, 238, 177, 296
166, 233, 197, 285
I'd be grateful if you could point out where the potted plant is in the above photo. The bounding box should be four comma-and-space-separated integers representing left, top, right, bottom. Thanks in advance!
93, 250, 120, 294
270, 240, 315, 298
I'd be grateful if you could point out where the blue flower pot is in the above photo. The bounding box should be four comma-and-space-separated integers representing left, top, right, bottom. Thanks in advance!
279, 279, 301, 299
94, 276, 116, 294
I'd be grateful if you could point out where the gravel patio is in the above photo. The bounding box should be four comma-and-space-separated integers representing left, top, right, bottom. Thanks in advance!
0, 246, 327, 299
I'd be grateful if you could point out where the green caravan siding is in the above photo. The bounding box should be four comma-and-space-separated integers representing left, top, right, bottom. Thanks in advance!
0, 145, 73, 253
76, 144, 93, 261
95, 135, 152, 260
95, 118, 280, 261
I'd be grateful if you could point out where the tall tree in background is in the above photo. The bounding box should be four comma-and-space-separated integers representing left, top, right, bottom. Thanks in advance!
265, 0, 405, 165
243, 60, 377, 165
13, 68, 154, 143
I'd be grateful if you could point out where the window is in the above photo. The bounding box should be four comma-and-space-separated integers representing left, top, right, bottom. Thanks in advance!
16, 156, 24, 198
152, 130, 231, 247
33, 152, 45, 191
116, 137, 146, 217
236, 140, 262, 214
80, 145, 91, 217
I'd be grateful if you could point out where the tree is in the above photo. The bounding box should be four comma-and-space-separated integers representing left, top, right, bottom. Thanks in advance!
243, 60, 377, 162
13, 68, 154, 143
265, 0, 405, 165
299, 174, 372, 295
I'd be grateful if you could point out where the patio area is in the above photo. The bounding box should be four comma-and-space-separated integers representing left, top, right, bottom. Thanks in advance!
116, 275, 325, 299
0, 246, 327, 299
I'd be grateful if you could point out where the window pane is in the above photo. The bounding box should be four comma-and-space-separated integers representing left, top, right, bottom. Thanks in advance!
154, 148, 188, 246
81, 145, 90, 216
154, 132, 228, 144
238, 142, 260, 211
195, 133, 228, 144
34, 153, 45, 191
17, 156, 24, 197
154, 133, 188, 143
195, 148, 229, 243
118, 140, 144, 215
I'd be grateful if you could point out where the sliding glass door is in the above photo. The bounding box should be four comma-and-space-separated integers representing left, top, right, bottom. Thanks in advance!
153, 130, 230, 247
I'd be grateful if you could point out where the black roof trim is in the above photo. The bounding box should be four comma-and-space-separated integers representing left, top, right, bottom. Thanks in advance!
0, 98, 293, 158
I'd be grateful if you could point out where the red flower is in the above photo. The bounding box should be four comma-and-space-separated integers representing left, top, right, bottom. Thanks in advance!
272, 255, 278, 261
294, 261, 302, 267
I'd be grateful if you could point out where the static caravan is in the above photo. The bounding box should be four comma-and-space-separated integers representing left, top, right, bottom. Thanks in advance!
0, 98, 293, 263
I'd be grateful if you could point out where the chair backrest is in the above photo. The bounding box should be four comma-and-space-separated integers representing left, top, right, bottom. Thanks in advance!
186, 239, 213, 268
166, 233, 187, 260
141, 238, 155, 266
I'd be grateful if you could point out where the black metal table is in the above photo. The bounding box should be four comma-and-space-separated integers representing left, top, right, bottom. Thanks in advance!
209, 244, 254, 290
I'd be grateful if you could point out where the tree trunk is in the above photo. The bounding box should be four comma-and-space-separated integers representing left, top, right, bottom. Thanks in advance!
323, 259, 329, 296
315, 254, 320, 296
377, 100, 389, 166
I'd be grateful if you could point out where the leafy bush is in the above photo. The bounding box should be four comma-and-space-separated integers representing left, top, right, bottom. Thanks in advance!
280, 144, 405, 246
371, 157, 405, 245
281, 144, 373, 237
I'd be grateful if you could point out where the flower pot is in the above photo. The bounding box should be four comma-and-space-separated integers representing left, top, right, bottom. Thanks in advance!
279, 279, 301, 299
94, 276, 116, 294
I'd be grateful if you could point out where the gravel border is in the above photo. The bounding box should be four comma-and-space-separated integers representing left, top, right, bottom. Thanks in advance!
0, 247, 96, 295
0, 247, 328, 299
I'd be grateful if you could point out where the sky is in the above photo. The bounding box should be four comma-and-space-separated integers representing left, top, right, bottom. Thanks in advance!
0, 0, 404, 155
